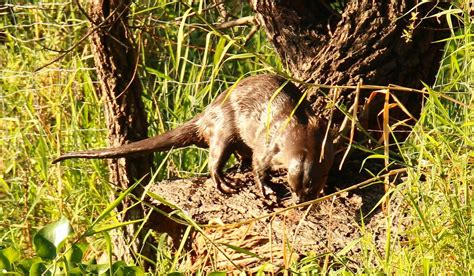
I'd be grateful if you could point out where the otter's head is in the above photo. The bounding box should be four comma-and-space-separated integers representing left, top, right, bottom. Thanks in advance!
287, 128, 334, 203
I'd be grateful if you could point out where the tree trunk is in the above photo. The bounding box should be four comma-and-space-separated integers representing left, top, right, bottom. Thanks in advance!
251, 0, 450, 147
89, 0, 153, 263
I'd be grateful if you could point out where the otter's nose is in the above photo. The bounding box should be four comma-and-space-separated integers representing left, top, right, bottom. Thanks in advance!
294, 190, 308, 204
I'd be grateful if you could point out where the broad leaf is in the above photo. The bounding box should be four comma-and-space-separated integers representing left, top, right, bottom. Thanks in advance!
66, 243, 88, 264
103, 261, 144, 276
33, 217, 73, 260
30, 262, 51, 276
0, 247, 19, 270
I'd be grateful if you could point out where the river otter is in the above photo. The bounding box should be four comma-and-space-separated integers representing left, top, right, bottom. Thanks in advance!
53, 74, 334, 202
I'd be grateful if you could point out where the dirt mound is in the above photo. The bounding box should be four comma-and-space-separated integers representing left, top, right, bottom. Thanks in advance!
146, 164, 409, 272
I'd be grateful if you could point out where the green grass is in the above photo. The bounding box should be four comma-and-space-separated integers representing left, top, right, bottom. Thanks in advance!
0, 0, 472, 274
392, 7, 473, 273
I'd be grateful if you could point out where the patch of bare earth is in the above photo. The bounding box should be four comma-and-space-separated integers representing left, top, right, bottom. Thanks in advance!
146, 161, 410, 273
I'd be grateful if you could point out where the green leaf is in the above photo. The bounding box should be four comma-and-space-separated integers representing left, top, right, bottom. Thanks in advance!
18, 257, 42, 274
208, 272, 227, 276
145, 67, 173, 81
90, 219, 144, 235
0, 247, 20, 270
104, 261, 144, 276
220, 243, 261, 259
176, 8, 193, 74
224, 53, 255, 61
360, 154, 387, 170
90, 179, 142, 230
115, 266, 144, 276
30, 262, 51, 276
66, 243, 88, 264
86, 263, 110, 274
33, 217, 74, 260
69, 266, 87, 276
171, 225, 192, 270
336, 238, 360, 256
0, 254, 10, 271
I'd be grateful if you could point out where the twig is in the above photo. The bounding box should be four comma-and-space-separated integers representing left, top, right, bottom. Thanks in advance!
383, 89, 390, 212
339, 79, 362, 170
173, 2, 220, 21
243, 25, 259, 46
74, 0, 96, 25
34, 4, 123, 72
215, 15, 255, 29
296, 81, 471, 109
213, 0, 228, 22
321, 87, 338, 162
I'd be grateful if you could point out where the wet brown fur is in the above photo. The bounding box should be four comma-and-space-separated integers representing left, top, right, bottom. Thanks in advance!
53, 74, 334, 202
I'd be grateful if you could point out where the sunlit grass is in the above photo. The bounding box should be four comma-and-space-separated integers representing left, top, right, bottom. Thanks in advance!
372, 4, 473, 273
0, 0, 472, 274
0, 0, 277, 266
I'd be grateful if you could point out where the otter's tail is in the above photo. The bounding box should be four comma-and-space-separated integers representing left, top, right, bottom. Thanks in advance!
52, 119, 203, 164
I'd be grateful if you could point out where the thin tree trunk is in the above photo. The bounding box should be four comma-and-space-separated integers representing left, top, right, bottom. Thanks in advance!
89, 0, 152, 263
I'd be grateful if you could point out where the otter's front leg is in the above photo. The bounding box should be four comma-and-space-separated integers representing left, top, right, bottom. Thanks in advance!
252, 154, 275, 198
208, 137, 237, 193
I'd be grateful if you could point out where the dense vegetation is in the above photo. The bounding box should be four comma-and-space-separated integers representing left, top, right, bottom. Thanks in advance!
0, 0, 471, 274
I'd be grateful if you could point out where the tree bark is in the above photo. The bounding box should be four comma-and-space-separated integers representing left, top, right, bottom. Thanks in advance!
251, 0, 450, 144
89, 0, 153, 263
